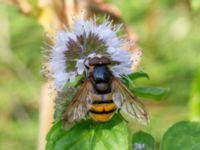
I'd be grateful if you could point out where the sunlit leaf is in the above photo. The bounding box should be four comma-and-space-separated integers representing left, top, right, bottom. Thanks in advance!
121, 72, 149, 87
128, 71, 150, 80
131, 86, 170, 100
160, 121, 200, 150
132, 131, 156, 150
46, 115, 129, 150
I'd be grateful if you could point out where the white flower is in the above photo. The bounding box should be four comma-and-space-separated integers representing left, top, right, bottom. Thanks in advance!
48, 17, 142, 91
69, 72, 76, 82
87, 53, 97, 58
76, 59, 85, 75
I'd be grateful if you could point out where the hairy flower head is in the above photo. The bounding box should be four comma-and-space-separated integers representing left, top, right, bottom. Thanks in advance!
44, 17, 142, 91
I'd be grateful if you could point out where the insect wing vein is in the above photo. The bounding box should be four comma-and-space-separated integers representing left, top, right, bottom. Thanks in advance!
63, 80, 93, 123
112, 78, 149, 124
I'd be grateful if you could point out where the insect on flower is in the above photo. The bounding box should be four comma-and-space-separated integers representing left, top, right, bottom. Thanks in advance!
44, 17, 148, 124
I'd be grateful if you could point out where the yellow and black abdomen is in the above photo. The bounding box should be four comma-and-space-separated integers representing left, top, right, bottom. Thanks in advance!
88, 92, 117, 122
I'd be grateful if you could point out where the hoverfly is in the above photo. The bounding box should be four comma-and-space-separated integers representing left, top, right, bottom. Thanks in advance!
62, 55, 148, 124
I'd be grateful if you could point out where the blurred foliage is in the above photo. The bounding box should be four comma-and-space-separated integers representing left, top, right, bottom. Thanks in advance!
191, 0, 200, 11
189, 59, 200, 121
108, 0, 200, 104
0, 0, 200, 149
0, 3, 43, 150
160, 121, 200, 150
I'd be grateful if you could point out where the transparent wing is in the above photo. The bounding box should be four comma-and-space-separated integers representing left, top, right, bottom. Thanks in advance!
62, 80, 93, 123
112, 78, 149, 124
54, 86, 79, 122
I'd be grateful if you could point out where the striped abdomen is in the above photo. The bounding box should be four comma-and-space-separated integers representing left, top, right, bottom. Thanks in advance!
88, 92, 117, 122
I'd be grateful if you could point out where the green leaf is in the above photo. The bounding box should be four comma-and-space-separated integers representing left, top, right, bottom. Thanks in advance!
128, 71, 150, 80
131, 86, 170, 100
160, 121, 200, 150
46, 115, 129, 150
132, 131, 156, 150
121, 72, 149, 87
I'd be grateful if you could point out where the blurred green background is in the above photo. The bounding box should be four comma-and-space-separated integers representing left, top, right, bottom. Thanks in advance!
0, 0, 200, 149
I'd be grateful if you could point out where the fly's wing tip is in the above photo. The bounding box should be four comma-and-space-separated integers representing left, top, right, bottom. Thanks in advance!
139, 116, 150, 126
